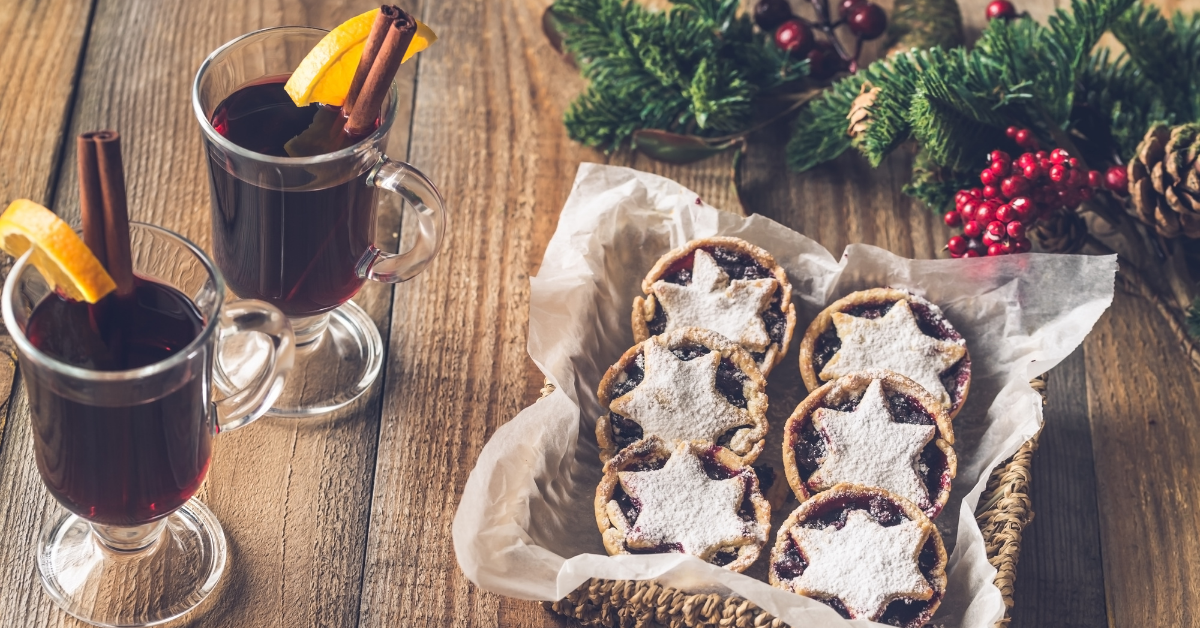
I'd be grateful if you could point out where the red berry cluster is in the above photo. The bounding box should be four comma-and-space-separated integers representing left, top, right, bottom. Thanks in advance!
944, 126, 1105, 258
755, 0, 886, 79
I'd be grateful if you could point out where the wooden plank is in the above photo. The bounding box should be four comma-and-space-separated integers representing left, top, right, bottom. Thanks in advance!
355, 0, 600, 624
0, 0, 92, 206
0, 0, 94, 475
0, 2, 93, 625
1084, 290, 1200, 628
0, 1, 416, 626
1008, 348, 1109, 628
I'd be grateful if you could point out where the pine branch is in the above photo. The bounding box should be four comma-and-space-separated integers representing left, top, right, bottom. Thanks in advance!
854, 53, 932, 165
554, 0, 805, 151
1112, 4, 1200, 121
787, 0, 1143, 178
903, 150, 978, 212
1075, 48, 1171, 164
786, 75, 866, 172
687, 57, 756, 132
908, 89, 1007, 171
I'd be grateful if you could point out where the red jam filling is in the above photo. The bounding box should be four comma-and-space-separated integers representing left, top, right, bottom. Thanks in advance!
614, 447, 757, 564
608, 344, 752, 450
646, 247, 788, 359
791, 390, 951, 516
772, 494, 943, 627
812, 299, 969, 408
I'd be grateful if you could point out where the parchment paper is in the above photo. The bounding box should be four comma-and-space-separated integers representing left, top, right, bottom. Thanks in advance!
453, 163, 1116, 627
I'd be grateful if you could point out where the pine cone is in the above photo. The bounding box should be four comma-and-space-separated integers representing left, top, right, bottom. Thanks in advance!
846, 82, 880, 142
1127, 123, 1200, 239
1031, 208, 1088, 254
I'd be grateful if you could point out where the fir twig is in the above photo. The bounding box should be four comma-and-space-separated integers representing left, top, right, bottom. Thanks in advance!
787, 0, 1146, 208
554, 0, 806, 151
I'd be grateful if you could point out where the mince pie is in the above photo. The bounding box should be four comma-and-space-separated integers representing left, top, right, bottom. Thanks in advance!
596, 437, 771, 572
632, 237, 796, 377
597, 327, 768, 464
783, 371, 956, 518
799, 288, 971, 419
769, 484, 947, 627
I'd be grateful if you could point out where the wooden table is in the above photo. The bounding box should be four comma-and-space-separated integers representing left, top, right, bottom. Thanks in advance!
1, 0, 1197, 626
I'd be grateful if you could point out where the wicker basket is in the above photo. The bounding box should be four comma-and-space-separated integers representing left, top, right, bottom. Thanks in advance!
541, 377, 1044, 628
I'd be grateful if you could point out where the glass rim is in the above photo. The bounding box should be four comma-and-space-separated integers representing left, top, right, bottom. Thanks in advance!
191, 25, 399, 167
2, 222, 226, 382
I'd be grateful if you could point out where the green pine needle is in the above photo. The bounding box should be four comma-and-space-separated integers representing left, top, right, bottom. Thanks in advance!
785, 0, 1171, 212
786, 76, 865, 172
553, 0, 806, 151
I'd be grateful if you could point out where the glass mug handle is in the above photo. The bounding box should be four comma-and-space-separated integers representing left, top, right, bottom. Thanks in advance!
213, 300, 295, 433
357, 157, 449, 283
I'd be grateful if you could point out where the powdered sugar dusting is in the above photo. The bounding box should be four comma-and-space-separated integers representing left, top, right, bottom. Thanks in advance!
618, 443, 762, 557
653, 249, 777, 351
821, 300, 966, 407
610, 342, 750, 445
790, 510, 932, 620
809, 380, 935, 507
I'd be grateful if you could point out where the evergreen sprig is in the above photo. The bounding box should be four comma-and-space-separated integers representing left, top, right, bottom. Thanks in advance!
1111, 4, 1200, 120
553, 0, 806, 151
785, 75, 865, 172
1074, 48, 1169, 164
787, 0, 1146, 211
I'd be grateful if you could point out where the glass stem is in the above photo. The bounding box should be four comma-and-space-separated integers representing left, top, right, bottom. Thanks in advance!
289, 312, 332, 347
91, 519, 167, 552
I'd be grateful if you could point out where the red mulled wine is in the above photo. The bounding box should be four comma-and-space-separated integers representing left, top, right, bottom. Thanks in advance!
207, 75, 381, 316
26, 277, 209, 526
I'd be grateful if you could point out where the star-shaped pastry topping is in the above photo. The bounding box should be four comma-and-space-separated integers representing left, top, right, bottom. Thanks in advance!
809, 380, 935, 508
820, 300, 966, 407
653, 249, 778, 351
610, 341, 750, 445
790, 510, 933, 620
618, 443, 759, 557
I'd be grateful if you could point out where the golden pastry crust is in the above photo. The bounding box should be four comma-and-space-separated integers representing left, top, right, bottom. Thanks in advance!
631, 237, 796, 377
594, 437, 771, 573
596, 327, 768, 465
768, 483, 948, 628
781, 371, 957, 519
798, 288, 971, 420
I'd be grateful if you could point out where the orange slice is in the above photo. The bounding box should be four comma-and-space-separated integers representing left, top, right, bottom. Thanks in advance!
0, 200, 116, 303
285, 8, 438, 107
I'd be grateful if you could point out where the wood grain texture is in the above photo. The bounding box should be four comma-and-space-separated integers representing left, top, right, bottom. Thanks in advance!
0, 0, 93, 205
0, 0, 414, 626
8, 0, 1200, 626
355, 0, 598, 625
0, 3, 92, 624
1085, 290, 1200, 628
1008, 348, 1109, 628
0, 0, 94, 481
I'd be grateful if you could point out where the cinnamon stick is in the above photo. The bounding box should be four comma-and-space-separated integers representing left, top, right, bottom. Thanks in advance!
77, 135, 108, 270
343, 6, 402, 115
78, 131, 134, 297
344, 6, 416, 138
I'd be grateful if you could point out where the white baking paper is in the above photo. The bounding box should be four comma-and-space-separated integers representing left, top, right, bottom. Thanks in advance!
453, 163, 1116, 627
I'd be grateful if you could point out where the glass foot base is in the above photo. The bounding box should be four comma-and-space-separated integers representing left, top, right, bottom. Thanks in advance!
36, 498, 226, 627
217, 300, 383, 417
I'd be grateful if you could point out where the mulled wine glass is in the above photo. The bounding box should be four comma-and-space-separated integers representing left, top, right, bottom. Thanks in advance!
192, 26, 448, 417
3, 222, 294, 626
